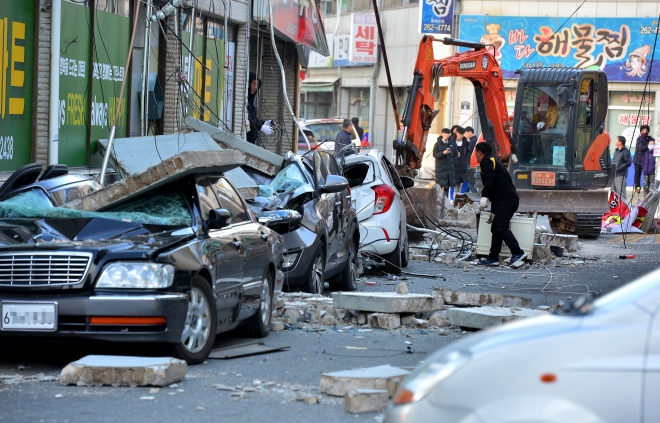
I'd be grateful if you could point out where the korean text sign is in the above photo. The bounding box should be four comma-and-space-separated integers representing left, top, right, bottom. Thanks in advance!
350, 14, 378, 64
420, 0, 453, 35
459, 15, 660, 82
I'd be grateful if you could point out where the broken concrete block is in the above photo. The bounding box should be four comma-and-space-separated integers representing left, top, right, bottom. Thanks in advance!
333, 292, 443, 313
320, 365, 410, 397
538, 233, 579, 253
532, 244, 551, 261
357, 312, 368, 325
433, 289, 532, 309
447, 306, 547, 330
369, 313, 401, 329
60, 356, 187, 387
322, 315, 336, 326
400, 315, 413, 326
270, 322, 285, 331
396, 282, 409, 295
428, 312, 451, 327
411, 317, 428, 328
345, 389, 389, 413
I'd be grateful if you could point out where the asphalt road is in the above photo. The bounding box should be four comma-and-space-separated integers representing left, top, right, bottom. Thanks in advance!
0, 233, 658, 423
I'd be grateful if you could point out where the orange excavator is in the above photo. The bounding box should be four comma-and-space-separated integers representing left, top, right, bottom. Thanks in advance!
396, 36, 612, 237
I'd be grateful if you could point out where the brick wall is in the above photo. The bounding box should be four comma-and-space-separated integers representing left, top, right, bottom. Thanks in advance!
34, 0, 52, 166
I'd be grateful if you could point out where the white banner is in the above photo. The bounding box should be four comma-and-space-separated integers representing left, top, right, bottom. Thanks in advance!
223, 42, 235, 130
349, 13, 377, 64
308, 34, 334, 68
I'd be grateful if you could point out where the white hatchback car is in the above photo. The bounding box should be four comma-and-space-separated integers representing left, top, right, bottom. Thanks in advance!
385, 268, 660, 423
342, 149, 413, 274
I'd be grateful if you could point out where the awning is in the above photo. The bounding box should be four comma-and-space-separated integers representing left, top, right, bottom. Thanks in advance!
300, 77, 339, 92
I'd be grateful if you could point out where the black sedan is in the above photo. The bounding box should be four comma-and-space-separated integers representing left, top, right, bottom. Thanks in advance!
247, 150, 359, 294
0, 163, 282, 364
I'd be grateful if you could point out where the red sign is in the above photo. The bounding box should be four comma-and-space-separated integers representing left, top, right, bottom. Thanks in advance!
531, 171, 555, 187
270, 0, 329, 55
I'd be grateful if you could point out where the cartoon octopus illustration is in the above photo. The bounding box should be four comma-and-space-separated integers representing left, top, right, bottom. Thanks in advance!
624, 45, 650, 78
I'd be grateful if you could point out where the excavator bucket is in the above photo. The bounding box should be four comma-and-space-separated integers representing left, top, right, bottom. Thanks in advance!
516, 189, 609, 214
403, 186, 437, 228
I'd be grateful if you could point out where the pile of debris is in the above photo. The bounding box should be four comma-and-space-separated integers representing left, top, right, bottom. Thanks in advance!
272, 284, 548, 333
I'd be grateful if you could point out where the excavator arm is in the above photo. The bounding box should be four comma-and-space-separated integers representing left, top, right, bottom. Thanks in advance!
396, 36, 512, 175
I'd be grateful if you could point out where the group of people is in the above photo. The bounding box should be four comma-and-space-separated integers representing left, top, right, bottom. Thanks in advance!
432, 125, 478, 195
612, 124, 656, 201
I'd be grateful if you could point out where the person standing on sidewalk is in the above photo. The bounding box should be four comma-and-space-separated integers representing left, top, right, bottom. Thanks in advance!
634, 125, 654, 193
433, 128, 456, 197
613, 135, 632, 201
454, 127, 470, 193
642, 138, 656, 195
475, 142, 526, 268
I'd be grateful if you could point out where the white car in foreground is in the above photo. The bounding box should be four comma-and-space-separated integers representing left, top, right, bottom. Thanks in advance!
385, 268, 660, 423
342, 149, 413, 274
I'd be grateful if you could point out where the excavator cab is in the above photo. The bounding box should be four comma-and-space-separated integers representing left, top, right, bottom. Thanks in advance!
508, 69, 611, 237
509, 68, 611, 191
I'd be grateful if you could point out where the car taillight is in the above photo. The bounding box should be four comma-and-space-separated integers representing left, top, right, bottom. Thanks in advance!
372, 184, 395, 215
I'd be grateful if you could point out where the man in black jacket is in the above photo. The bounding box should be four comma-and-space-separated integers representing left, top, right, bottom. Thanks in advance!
475, 142, 526, 268
351, 117, 364, 142
633, 125, 654, 193
246, 72, 273, 144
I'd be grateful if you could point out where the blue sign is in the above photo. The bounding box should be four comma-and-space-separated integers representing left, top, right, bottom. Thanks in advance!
419, 0, 454, 35
459, 15, 660, 82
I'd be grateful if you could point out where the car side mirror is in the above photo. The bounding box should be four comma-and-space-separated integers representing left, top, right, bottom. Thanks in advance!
208, 208, 232, 229
320, 174, 349, 194
258, 210, 303, 234
399, 176, 415, 189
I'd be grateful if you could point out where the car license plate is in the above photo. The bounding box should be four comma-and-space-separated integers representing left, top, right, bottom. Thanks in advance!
1, 303, 57, 331
531, 171, 555, 187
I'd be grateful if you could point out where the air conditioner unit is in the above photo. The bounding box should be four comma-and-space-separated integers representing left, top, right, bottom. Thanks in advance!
475, 212, 536, 258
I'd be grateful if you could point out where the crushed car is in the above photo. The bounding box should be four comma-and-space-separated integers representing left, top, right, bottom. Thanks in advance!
246, 150, 359, 294
0, 152, 283, 364
342, 149, 414, 274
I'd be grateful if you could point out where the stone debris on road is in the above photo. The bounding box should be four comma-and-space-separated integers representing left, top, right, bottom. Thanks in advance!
345, 389, 390, 413
320, 365, 410, 397
60, 355, 188, 387
447, 306, 548, 329
433, 288, 533, 308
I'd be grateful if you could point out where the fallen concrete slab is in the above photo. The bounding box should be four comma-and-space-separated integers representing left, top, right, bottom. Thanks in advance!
368, 313, 401, 329
65, 150, 245, 211
60, 355, 187, 387
98, 133, 259, 199
332, 292, 443, 313
320, 365, 410, 397
447, 306, 547, 329
538, 233, 579, 253
433, 288, 532, 308
345, 389, 389, 413
185, 116, 283, 176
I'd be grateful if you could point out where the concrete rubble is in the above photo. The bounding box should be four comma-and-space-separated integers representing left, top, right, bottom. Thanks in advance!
64, 150, 245, 211
433, 288, 533, 308
60, 355, 187, 387
447, 306, 547, 329
345, 389, 390, 413
320, 365, 410, 397
332, 292, 444, 314
538, 233, 579, 253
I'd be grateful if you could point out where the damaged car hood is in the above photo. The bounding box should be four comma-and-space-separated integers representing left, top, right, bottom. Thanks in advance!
0, 218, 194, 253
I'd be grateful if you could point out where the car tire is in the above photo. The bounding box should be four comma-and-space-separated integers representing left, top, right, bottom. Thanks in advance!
382, 239, 403, 275
240, 271, 274, 338
302, 247, 325, 295
336, 238, 358, 291
401, 232, 409, 268
172, 276, 217, 365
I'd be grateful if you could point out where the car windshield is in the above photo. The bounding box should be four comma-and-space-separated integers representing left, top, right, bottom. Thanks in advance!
0, 189, 192, 226
269, 163, 309, 194
517, 85, 570, 168
591, 270, 660, 314
306, 123, 342, 141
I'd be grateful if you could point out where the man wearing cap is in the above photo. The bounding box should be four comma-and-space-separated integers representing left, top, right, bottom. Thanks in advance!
246, 72, 274, 145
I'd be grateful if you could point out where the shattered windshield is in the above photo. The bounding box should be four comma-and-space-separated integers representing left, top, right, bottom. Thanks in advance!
517, 85, 570, 168
0, 190, 191, 226
268, 163, 309, 195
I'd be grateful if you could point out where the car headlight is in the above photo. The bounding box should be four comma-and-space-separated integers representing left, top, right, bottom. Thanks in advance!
282, 253, 299, 269
392, 350, 471, 405
96, 263, 175, 289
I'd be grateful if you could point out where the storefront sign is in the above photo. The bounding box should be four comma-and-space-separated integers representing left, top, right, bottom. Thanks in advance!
419, 0, 453, 35
59, 2, 129, 167
308, 33, 334, 68
459, 15, 660, 82
0, 1, 35, 171
349, 14, 377, 63
333, 34, 370, 67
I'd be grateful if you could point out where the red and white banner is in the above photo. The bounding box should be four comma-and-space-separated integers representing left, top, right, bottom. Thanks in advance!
349, 13, 377, 64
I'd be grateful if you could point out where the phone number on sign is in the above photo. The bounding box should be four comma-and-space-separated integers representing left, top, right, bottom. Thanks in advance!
423, 24, 451, 32
640, 26, 660, 35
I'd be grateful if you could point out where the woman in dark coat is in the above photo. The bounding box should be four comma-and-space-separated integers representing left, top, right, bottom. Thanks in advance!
433, 128, 456, 195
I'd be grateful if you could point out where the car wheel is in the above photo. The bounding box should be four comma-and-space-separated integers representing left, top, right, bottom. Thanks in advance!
302, 248, 325, 294
172, 276, 217, 365
240, 271, 273, 338
382, 239, 403, 275
337, 239, 358, 291
401, 233, 409, 268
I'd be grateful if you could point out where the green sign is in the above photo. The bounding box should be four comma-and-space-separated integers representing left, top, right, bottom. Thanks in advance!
0, 1, 35, 171
59, 2, 129, 167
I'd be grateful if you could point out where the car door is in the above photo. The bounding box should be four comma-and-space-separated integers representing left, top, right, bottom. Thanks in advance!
214, 177, 268, 321
326, 151, 351, 259
197, 179, 243, 327
382, 156, 407, 236
315, 151, 340, 270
